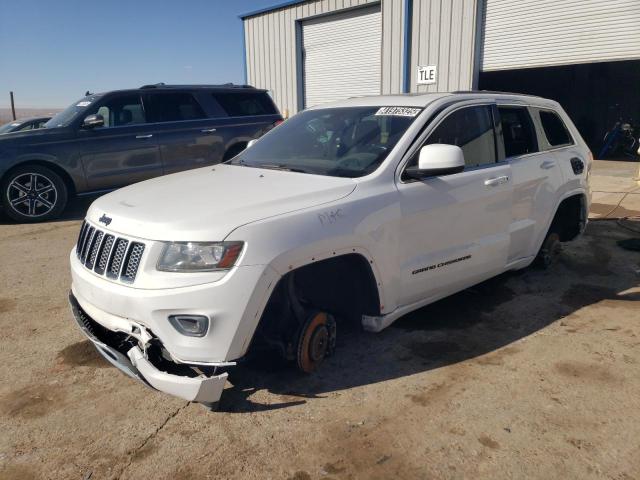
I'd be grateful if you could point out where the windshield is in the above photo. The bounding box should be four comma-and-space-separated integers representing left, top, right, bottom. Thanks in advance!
44, 94, 102, 128
230, 106, 422, 178
0, 121, 21, 134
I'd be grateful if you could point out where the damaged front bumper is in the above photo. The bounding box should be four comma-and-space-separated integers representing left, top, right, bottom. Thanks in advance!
68, 292, 228, 404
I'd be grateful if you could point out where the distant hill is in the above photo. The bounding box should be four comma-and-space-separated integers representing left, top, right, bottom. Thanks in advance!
0, 107, 62, 124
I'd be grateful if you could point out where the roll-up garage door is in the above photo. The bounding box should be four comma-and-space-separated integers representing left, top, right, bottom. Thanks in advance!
302, 6, 381, 108
482, 0, 640, 71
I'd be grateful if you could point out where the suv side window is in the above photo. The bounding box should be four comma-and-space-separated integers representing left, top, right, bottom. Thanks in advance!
497, 106, 538, 157
212, 92, 277, 117
539, 110, 573, 147
145, 92, 206, 123
96, 94, 146, 128
413, 105, 497, 169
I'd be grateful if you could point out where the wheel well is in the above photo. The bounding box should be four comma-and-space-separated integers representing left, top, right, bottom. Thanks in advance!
2, 160, 77, 197
222, 142, 248, 161
251, 254, 381, 358
549, 194, 587, 242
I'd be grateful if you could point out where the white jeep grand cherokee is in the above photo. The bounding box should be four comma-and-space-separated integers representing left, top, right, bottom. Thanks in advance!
69, 92, 590, 406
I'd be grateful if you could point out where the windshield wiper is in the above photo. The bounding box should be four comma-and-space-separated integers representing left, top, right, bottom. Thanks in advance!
257, 164, 309, 174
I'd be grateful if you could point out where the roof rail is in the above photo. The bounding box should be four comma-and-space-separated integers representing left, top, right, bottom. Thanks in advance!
139, 83, 255, 89
451, 89, 540, 97
140, 83, 166, 89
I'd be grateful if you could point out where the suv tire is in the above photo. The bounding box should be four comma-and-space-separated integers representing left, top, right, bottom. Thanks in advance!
1, 165, 68, 223
535, 231, 561, 269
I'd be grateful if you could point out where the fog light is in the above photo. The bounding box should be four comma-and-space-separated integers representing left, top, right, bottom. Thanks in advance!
168, 315, 209, 337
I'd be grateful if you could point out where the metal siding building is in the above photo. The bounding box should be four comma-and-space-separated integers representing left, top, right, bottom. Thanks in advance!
241, 0, 640, 148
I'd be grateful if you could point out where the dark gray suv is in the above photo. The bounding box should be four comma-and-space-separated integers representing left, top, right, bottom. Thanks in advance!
0, 84, 282, 222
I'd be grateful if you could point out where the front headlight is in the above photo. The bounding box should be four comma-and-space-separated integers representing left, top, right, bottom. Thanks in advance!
157, 241, 244, 272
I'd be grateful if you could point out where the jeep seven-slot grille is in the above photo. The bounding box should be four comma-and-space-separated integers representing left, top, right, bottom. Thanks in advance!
75, 221, 145, 284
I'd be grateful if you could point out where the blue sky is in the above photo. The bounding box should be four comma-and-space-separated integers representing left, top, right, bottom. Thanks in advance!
0, 0, 279, 108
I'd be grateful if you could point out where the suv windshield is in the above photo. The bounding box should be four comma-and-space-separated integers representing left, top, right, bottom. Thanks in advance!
44, 94, 103, 128
230, 106, 421, 178
0, 122, 21, 134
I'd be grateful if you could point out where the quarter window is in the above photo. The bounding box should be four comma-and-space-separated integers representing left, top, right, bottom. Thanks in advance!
539, 110, 573, 147
213, 92, 277, 117
420, 105, 497, 168
497, 107, 538, 157
145, 92, 206, 123
96, 94, 146, 128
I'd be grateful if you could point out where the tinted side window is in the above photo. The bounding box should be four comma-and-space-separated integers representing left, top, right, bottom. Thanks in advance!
213, 92, 277, 117
423, 105, 497, 168
498, 107, 538, 157
539, 110, 572, 147
96, 94, 146, 128
146, 92, 206, 122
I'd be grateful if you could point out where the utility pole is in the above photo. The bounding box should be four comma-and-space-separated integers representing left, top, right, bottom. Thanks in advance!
9, 92, 16, 120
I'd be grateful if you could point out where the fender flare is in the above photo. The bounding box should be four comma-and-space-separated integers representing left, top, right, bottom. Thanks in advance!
535, 188, 589, 252
266, 245, 387, 314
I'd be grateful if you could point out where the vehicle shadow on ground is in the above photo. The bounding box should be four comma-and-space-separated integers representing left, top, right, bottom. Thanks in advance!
0, 195, 99, 225
219, 222, 640, 413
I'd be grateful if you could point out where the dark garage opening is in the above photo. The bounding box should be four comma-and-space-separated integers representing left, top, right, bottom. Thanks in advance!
479, 60, 640, 155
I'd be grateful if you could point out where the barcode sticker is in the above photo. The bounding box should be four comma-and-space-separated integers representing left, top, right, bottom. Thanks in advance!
375, 106, 422, 117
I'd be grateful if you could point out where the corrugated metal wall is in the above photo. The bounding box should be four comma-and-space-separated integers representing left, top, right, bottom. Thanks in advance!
409, 0, 479, 92
381, 0, 406, 94
244, 0, 383, 115
482, 0, 640, 71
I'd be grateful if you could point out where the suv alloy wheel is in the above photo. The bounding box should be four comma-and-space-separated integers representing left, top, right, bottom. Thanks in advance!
2, 165, 68, 222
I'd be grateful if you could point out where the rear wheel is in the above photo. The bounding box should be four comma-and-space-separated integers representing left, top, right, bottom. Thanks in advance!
1, 165, 68, 223
295, 311, 336, 373
535, 231, 561, 269
222, 143, 248, 161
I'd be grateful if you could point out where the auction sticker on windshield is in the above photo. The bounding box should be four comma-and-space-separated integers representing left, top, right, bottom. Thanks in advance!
375, 106, 422, 117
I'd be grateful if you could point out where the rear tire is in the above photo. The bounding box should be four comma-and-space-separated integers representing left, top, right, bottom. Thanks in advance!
222, 143, 248, 161
535, 231, 561, 269
1, 165, 68, 223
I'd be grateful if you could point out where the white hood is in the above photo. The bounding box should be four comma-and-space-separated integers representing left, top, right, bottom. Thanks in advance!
86, 164, 356, 241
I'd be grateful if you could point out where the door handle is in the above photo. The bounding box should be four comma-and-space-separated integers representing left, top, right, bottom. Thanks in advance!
484, 175, 509, 187
540, 160, 555, 169
201, 128, 217, 133
135, 134, 153, 139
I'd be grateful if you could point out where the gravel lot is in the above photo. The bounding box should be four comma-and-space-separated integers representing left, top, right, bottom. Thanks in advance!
1, 194, 640, 479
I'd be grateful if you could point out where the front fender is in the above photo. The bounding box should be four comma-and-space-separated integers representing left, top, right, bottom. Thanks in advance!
226, 191, 402, 315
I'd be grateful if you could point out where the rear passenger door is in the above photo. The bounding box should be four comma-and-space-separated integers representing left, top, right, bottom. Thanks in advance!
143, 91, 224, 175
496, 105, 564, 263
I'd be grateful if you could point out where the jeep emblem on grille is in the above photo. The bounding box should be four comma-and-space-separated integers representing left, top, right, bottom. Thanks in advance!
99, 214, 112, 226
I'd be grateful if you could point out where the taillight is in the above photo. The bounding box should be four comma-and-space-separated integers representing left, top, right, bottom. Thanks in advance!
273, 119, 284, 127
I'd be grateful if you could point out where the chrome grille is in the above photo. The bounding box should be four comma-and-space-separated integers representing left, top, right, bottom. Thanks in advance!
95, 234, 114, 275
121, 243, 145, 283
75, 221, 145, 284
107, 238, 129, 279
80, 226, 95, 263
85, 231, 104, 269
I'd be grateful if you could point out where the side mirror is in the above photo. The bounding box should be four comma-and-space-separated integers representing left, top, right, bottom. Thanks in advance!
247, 139, 258, 148
82, 114, 104, 129
405, 144, 465, 179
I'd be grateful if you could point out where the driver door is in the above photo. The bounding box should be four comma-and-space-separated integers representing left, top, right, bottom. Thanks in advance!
76, 93, 162, 191
396, 103, 513, 306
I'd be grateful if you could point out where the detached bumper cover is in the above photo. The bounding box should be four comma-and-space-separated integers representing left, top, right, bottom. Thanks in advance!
69, 292, 228, 403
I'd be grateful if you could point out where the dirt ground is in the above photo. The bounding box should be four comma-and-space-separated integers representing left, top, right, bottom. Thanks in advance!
1, 200, 640, 479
